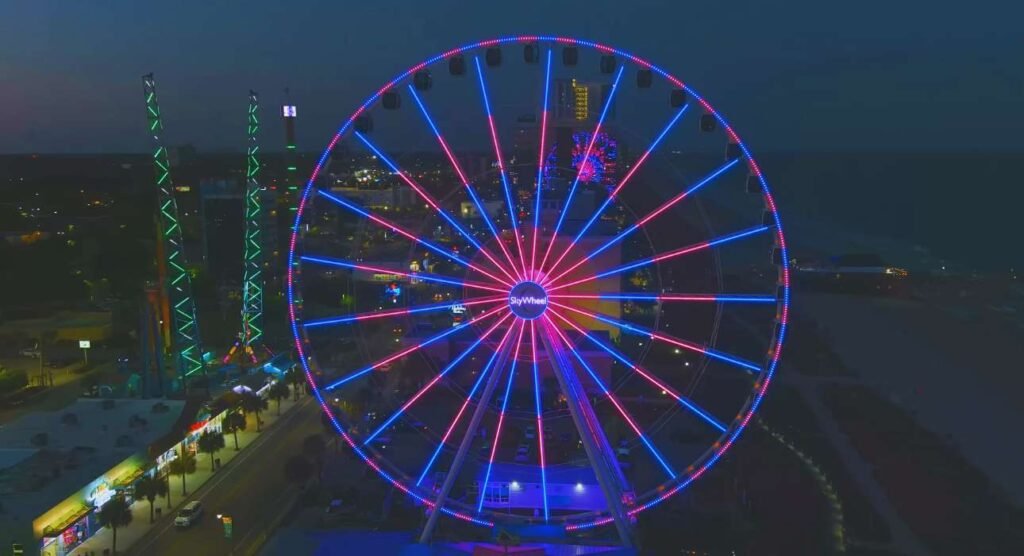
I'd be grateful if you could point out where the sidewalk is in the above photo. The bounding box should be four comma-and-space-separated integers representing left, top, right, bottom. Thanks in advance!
69, 387, 307, 556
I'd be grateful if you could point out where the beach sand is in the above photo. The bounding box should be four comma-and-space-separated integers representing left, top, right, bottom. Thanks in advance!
798, 292, 1024, 505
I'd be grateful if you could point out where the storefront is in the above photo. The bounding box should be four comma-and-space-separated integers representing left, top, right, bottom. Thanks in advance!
33, 455, 146, 556
38, 504, 93, 556
154, 405, 228, 472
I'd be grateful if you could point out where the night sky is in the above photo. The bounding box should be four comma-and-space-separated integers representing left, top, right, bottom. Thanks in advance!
2, 0, 1022, 153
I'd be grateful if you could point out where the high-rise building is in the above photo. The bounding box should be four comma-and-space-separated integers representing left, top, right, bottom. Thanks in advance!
554, 79, 616, 124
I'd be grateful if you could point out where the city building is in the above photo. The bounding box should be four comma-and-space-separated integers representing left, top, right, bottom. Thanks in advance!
554, 79, 616, 124
472, 463, 606, 513
0, 399, 186, 556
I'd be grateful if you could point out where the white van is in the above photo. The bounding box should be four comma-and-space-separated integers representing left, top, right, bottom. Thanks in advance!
175, 501, 203, 527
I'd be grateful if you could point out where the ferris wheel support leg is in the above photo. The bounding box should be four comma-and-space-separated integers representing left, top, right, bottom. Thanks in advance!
539, 319, 634, 548
418, 334, 517, 544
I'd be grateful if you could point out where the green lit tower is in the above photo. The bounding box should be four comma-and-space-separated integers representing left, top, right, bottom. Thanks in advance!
239, 90, 265, 360
141, 73, 205, 382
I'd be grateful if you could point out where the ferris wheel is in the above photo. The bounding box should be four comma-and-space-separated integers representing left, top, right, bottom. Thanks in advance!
287, 36, 790, 544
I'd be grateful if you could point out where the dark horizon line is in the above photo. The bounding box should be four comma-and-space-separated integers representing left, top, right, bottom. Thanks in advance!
3, 148, 1024, 158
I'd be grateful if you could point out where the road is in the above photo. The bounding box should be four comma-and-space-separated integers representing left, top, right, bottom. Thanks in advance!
129, 398, 322, 556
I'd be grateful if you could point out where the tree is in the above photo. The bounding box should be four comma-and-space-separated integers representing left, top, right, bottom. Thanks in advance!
284, 455, 313, 489
162, 474, 172, 508
167, 450, 196, 496
97, 494, 133, 554
268, 381, 290, 416
223, 411, 246, 450
285, 368, 304, 400
134, 474, 167, 523
302, 433, 327, 479
239, 391, 268, 431
196, 430, 226, 472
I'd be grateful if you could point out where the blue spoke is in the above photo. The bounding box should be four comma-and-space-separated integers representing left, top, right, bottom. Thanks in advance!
530, 321, 549, 522
303, 297, 502, 329
300, 255, 507, 294
530, 49, 554, 278
538, 66, 625, 273
548, 310, 726, 432
550, 293, 776, 304
474, 57, 527, 276
316, 189, 513, 287
364, 314, 512, 444
550, 225, 772, 291
478, 321, 525, 513
546, 317, 677, 478
549, 158, 740, 282
352, 131, 518, 280
322, 309, 507, 391
550, 301, 762, 374
406, 85, 523, 280
415, 321, 516, 486
544, 103, 690, 277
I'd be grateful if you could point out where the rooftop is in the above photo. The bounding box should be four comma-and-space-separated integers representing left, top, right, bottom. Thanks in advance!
0, 398, 184, 526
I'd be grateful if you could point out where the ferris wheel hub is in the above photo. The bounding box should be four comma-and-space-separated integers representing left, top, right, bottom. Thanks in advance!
508, 281, 549, 320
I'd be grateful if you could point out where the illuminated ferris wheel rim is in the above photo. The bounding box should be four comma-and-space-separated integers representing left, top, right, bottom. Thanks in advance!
286, 35, 791, 532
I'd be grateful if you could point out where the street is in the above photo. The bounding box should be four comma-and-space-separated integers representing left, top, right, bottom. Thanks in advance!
128, 397, 322, 556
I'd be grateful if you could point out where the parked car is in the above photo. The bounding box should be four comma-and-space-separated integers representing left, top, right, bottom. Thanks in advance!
19, 348, 40, 358
174, 501, 203, 527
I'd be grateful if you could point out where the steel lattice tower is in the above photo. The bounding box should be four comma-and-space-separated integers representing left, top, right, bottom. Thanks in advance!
240, 90, 265, 361
142, 73, 205, 381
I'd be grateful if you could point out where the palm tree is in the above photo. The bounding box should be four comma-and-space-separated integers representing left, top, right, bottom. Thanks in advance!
167, 450, 196, 496
97, 494, 133, 554
284, 454, 313, 489
133, 474, 167, 523
223, 411, 246, 450
268, 381, 290, 416
302, 433, 327, 479
196, 430, 226, 472
239, 391, 268, 431
163, 474, 172, 508
285, 368, 303, 400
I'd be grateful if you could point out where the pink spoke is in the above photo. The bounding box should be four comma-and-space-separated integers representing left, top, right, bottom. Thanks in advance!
355, 131, 519, 285
529, 319, 549, 521
474, 57, 529, 278
549, 301, 760, 373
537, 66, 626, 277
407, 85, 523, 280
478, 320, 526, 513
541, 105, 689, 281
304, 296, 505, 328
544, 158, 739, 286
530, 49, 553, 281
548, 309, 726, 432
323, 307, 510, 391
301, 255, 510, 295
544, 314, 676, 477
547, 225, 771, 292
318, 189, 513, 288
363, 312, 514, 444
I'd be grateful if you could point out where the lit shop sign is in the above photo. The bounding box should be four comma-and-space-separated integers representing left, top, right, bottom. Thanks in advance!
87, 481, 113, 509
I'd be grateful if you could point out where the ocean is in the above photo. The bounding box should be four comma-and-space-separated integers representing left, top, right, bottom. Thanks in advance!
757, 152, 1024, 274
